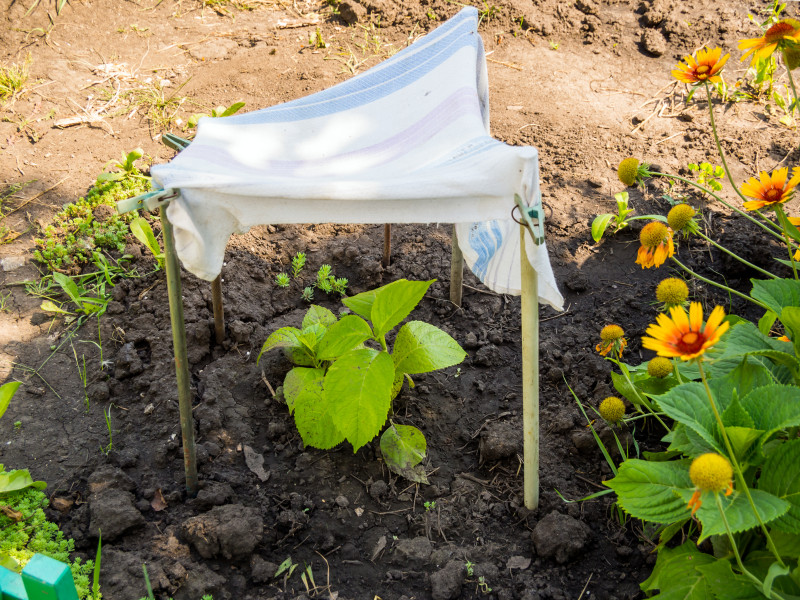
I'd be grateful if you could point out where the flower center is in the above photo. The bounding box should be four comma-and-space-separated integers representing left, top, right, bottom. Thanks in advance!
696, 65, 710, 78
765, 187, 783, 202
641, 222, 668, 248
678, 331, 704, 354
766, 21, 796, 44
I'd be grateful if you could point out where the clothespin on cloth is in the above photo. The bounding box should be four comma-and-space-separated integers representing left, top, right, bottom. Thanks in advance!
115, 188, 178, 215
513, 193, 545, 245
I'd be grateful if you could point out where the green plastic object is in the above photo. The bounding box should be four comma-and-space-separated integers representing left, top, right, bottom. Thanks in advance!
21, 554, 79, 600
0, 567, 27, 600
161, 132, 191, 152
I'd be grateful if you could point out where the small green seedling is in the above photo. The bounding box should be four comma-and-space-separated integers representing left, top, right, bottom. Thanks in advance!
274, 557, 298, 580
687, 162, 724, 193
187, 101, 246, 129
130, 216, 165, 269
549, 41, 559, 50
424, 500, 436, 511
291, 252, 307, 278
302, 286, 314, 302
13, 421, 21, 431
275, 273, 291, 288
333, 277, 348, 295
477, 576, 492, 593
478, 0, 499, 23
101, 405, 113, 456
465, 560, 474, 577
316, 264, 334, 292
591, 192, 667, 243
310, 27, 328, 49
97, 148, 146, 183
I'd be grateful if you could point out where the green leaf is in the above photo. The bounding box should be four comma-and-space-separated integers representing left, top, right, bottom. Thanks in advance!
781, 306, 800, 357
284, 367, 345, 450
725, 427, 765, 460
639, 541, 716, 599
302, 305, 337, 330
695, 560, 767, 600
759, 310, 778, 336
591, 214, 614, 242
380, 424, 429, 483
257, 326, 303, 363
219, 101, 246, 117
655, 383, 725, 454
772, 530, 800, 559
739, 384, 800, 440
605, 459, 693, 524
0, 469, 47, 494
667, 424, 718, 458
759, 439, 800, 534
0, 381, 20, 421
676, 488, 788, 543
40, 300, 73, 314
392, 321, 466, 375
325, 349, 395, 451
342, 288, 378, 321
764, 562, 792, 599
370, 279, 434, 338
745, 551, 800, 595
53, 271, 81, 306
752, 278, 800, 316
298, 323, 327, 353
316, 315, 373, 361
130, 217, 164, 267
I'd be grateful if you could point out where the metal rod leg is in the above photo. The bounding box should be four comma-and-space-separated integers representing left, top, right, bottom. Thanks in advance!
520, 225, 539, 510
211, 275, 225, 344
160, 209, 199, 498
450, 226, 464, 307
382, 224, 391, 268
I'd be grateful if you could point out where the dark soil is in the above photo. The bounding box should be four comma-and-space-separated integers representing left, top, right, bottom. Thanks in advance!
1, 1, 799, 599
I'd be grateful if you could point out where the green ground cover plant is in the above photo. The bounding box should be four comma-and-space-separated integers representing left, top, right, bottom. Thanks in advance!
258, 279, 466, 482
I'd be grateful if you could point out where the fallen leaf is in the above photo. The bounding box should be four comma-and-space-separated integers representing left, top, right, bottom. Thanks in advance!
506, 555, 531, 571
151, 488, 167, 512
51, 497, 74, 513
371, 535, 387, 561
243, 445, 271, 482
0, 506, 23, 521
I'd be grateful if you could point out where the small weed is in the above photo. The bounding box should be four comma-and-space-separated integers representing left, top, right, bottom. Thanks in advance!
13, 421, 21, 431
549, 40, 559, 50
424, 500, 436, 511
477, 576, 492, 593
301, 286, 314, 302
478, 0, 499, 24
465, 560, 474, 577
101, 405, 113, 455
0, 54, 32, 105
291, 252, 307, 279
123, 79, 191, 131
426, 9, 438, 20
275, 272, 290, 288
309, 27, 328, 49
687, 162, 724, 194
0, 291, 11, 312
72, 343, 90, 411
325, 0, 340, 15
186, 101, 245, 129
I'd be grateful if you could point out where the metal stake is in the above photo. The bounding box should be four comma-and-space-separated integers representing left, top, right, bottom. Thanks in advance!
211, 275, 225, 344
160, 208, 199, 497
449, 226, 464, 307
520, 224, 539, 510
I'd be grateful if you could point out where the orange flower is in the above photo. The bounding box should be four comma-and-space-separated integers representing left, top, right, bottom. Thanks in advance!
642, 302, 730, 361
739, 19, 800, 65
636, 222, 674, 269
672, 47, 730, 84
596, 324, 627, 358
687, 453, 734, 517
741, 167, 800, 211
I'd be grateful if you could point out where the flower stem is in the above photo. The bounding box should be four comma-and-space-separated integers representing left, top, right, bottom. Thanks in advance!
775, 204, 799, 280
670, 257, 772, 312
608, 357, 670, 432
652, 171, 786, 241
698, 359, 786, 569
786, 66, 799, 116
703, 81, 752, 207
694, 230, 778, 279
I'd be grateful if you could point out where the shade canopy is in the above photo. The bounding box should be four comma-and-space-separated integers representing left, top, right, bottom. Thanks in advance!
151, 7, 563, 309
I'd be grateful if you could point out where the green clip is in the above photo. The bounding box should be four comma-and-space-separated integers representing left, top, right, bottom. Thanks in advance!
162, 133, 192, 152
514, 193, 545, 245
116, 189, 177, 215
22, 554, 79, 600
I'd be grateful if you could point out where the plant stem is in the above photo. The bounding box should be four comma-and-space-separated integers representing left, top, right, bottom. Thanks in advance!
670, 257, 772, 312
775, 205, 799, 280
787, 66, 799, 116
609, 358, 670, 432
694, 230, 778, 279
698, 359, 786, 568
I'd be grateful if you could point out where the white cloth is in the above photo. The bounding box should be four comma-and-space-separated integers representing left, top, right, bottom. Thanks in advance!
151, 7, 563, 310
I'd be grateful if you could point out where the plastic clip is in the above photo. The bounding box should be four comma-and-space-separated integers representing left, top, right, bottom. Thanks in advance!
115, 188, 179, 215
512, 193, 545, 245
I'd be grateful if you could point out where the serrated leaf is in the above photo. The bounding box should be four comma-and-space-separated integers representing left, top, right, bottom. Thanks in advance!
739, 384, 800, 438
781, 306, 800, 359
751, 278, 800, 316
0, 469, 47, 494
759, 439, 800, 534
745, 551, 800, 596
655, 383, 725, 454
639, 541, 716, 598
316, 315, 373, 361
257, 326, 303, 363
302, 305, 337, 330
676, 488, 788, 543
667, 424, 718, 457
325, 349, 395, 451
0, 381, 20, 421
772, 530, 800, 559
381, 424, 428, 483
298, 323, 327, 354
370, 279, 434, 338
392, 321, 466, 375
591, 214, 614, 243
695, 560, 766, 600
725, 427, 765, 460
605, 459, 693, 524
285, 367, 345, 450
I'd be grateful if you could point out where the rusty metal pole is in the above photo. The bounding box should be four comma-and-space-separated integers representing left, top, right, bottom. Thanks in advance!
382, 224, 391, 267
211, 275, 225, 344
449, 226, 464, 306
160, 209, 199, 497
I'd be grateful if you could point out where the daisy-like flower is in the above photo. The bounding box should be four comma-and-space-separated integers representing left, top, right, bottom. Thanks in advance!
642, 302, 730, 361
647, 357, 673, 378
667, 204, 700, 237
636, 222, 674, 269
617, 158, 652, 187
672, 47, 730, 85
741, 167, 800, 211
738, 19, 800, 66
687, 453, 734, 517
596, 324, 627, 358
656, 277, 689, 310
599, 397, 626, 424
